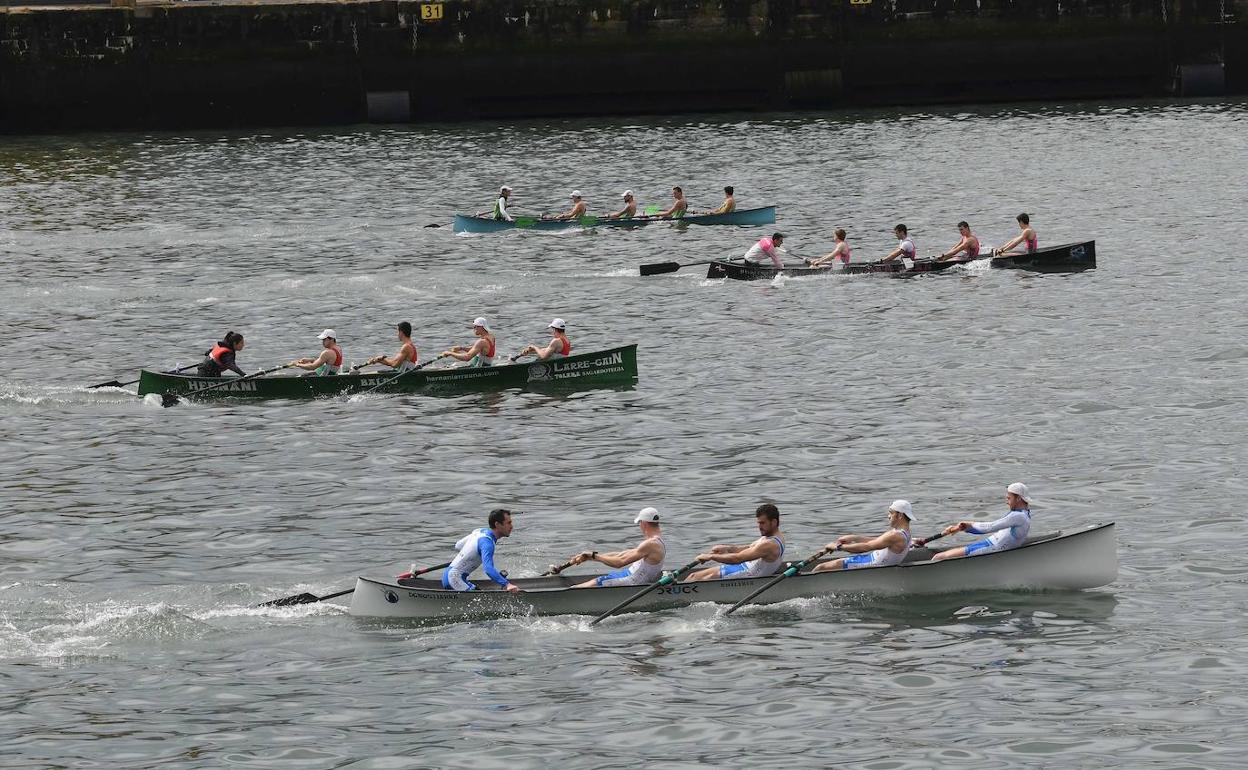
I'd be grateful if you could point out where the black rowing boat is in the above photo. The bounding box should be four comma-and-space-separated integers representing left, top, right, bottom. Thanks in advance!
705, 240, 1097, 281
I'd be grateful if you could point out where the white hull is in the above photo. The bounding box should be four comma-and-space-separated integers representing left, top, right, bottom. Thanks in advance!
348, 523, 1117, 620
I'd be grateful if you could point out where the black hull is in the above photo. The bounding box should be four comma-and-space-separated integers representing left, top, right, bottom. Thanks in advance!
707, 240, 1096, 281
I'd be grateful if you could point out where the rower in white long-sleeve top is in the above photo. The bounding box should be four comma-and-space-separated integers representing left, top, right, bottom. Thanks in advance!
442, 509, 521, 593
932, 483, 1033, 561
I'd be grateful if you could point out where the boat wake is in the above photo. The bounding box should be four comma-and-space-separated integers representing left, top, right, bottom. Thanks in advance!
0, 383, 141, 408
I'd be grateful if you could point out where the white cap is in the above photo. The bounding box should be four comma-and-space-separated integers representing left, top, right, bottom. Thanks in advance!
1007, 483, 1032, 504
570, 190, 582, 198
634, 507, 660, 524
549, 317, 566, 330
500, 185, 512, 193
622, 190, 633, 198
889, 499, 915, 521
472, 317, 491, 332
317, 329, 336, 340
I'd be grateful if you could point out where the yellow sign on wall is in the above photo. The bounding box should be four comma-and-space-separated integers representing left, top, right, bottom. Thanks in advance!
420, 3, 444, 21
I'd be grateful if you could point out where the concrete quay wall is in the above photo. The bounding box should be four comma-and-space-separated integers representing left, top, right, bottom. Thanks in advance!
1, 0, 1242, 132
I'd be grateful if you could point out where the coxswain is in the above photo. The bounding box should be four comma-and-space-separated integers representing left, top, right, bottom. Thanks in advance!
519, 318, 571, 361
932, 483, 1033, 561
290, 329, 343, 376
493, 186, 515, 222
939, 221, 981, 261
442, 508, 521, 593
443, 317, 496, 367
554, 191, 588, 221
566, 507, 666, 588
606, 191, 637, 220
742, 233, 787, 269
685, 504, 785, 582
709, 186, 736, 215
655, 186, 688, 219
811, 500, 915, 572
362, 321, 418, 372
997, 213, 1039, 255
198, 331, 246, 377
806, 228, 852, 268
881, 224, 916, 263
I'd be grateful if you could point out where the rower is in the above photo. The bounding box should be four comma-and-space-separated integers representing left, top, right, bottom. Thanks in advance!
198, 331, 246, 377
806, 228, 852, 268
442, 508, 521, 593
290, 329, 343, 376
685, 504, 785, 582
567, 507, 666, 588
655, 186, 688, 219
443, 317, 496, 367
931, 483, 1033, 561
493, 186, 514, 222
742, 233, 786, 269
555, 191, 588, 221
362, 321, 418, 372
811, 500, 915, 572
709, 186, 736, 215
997, 213, 1038, 255
881, 224, 916, 263
607, 191, 637, 220
519, 318, 571, 361
939, 221, 981, 261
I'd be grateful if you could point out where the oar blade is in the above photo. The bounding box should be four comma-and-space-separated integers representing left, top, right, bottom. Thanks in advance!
160, 393, 181, 408
259, 592, 320, 607
639, 261, 681, 276
87, 380, 125, 390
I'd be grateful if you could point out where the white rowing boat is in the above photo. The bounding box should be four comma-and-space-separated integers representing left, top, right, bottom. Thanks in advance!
347, 523, 1116, 620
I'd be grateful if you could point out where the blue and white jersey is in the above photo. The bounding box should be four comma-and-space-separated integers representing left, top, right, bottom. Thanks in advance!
444, 528, 508, 589
967, 508, 1032, 551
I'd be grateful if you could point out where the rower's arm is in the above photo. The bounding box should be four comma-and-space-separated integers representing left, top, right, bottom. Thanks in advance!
533, 340, 558, 361
1000, 233, 1024, 251
883, 247, 903, 261
709, 201, 728, 215
477, 538, 510, 587
444, 340, 484, 362
841, 531, 902, 554
292, 350, 332, 370
498, 198, 514, 222
714, 539, 778, 564
967, 510, 1026, 535
593, 544, 648, 568
767, 248, 784, 268
222, 355, 246, 376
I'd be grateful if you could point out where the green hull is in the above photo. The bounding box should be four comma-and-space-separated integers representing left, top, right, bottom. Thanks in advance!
137, 345, 638, 400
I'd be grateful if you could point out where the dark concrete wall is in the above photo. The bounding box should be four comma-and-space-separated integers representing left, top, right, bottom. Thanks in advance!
0, 0, 1241, 132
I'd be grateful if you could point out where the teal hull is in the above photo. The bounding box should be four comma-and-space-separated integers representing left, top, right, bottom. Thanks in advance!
137, 345, 638, 401
452, 206, 777, 233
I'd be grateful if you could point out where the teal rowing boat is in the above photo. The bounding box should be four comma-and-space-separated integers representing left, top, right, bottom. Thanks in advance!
452, 206, 777, 233
136, 345, 638, 400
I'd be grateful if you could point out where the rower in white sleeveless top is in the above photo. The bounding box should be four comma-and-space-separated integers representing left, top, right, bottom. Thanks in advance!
881, 223, 916, 263
566, 507, 667, 588
812, 500, 915, 572
443, 317, 496, 367
362, 321, 419, 372
685, 504, 785, 581
519, 318, 572, 361
932, 483, 1034, 561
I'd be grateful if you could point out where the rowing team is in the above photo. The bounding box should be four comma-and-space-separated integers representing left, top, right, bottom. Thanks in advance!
432, 483, 1036, 593
741, 214, 1041, 269
486, 185, 739, 222
195, 318, 574, 378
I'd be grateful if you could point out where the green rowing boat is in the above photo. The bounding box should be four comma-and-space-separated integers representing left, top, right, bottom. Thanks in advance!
136, 345, 638, 401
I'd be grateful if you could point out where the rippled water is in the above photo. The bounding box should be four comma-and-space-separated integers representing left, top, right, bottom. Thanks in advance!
3, 100, 1248, 768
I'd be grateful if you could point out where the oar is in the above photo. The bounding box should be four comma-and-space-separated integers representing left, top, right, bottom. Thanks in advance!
160, 363, 294, 407
543, 553, 590, 576
259, 561, 451, 607
914, 531, 948, 548
351, 353, 447, 398
723, 546, 834, 616
639, 259, 715, 276
507, 351, 532, 363
89, 359, 204, 390
589, 558, 704, 626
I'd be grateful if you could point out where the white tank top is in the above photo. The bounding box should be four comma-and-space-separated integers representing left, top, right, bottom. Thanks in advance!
741, 535, 785, 577
394, 359, 418, 372
626, 536, 665, 583
867, 529, 912, 567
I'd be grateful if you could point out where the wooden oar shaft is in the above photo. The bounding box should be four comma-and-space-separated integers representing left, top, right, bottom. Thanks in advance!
354, 354, 446, 397
89, 360, 202, 389
542, 555, 584, 577
590, 558, 703, 626
260, 561, 452, 607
